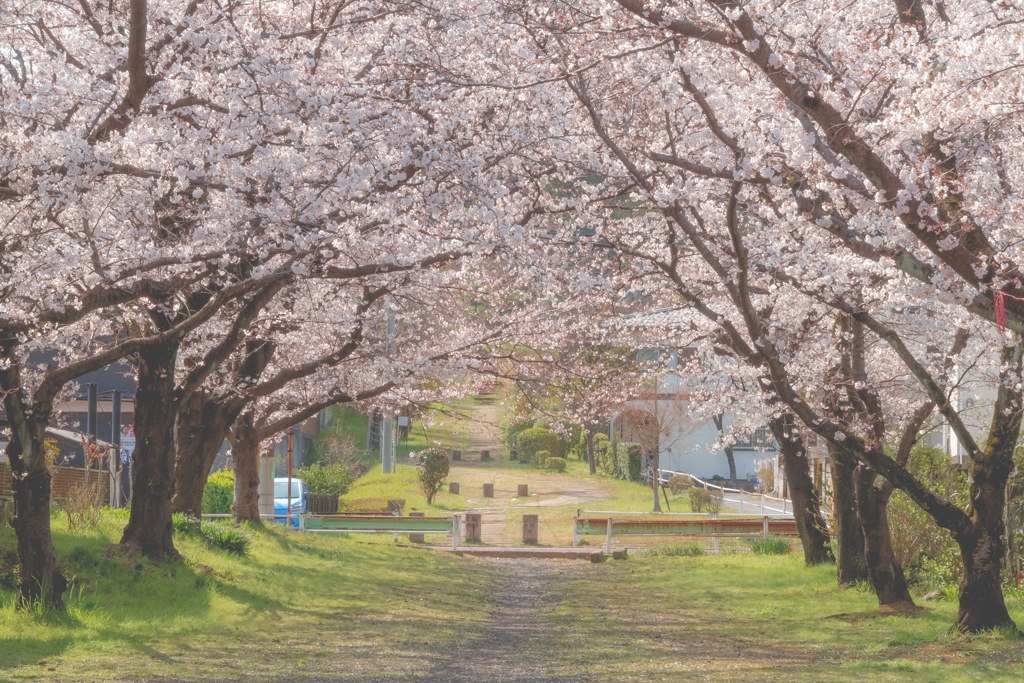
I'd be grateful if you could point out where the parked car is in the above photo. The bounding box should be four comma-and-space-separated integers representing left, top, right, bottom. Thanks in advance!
273, 477, 306, 528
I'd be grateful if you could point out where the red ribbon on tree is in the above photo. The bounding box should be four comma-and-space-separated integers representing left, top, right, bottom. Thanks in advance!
994, 290, 1024, 332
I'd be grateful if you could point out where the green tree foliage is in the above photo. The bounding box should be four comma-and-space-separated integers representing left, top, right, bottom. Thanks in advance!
416, 448, 450, 505
888, 445, 970, 589
202, 469, 234, 514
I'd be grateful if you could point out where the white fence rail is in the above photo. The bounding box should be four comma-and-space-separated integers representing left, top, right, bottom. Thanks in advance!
656, 469, 794, 517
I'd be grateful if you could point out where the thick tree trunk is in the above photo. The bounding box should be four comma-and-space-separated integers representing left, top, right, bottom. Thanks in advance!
233, 413, 262, 523
854, 465, 916, 611
1, 344, 66, 609
954, 456, 1016, 632
171, 392, 234, 518
119, 342, 179, 560
830, 444, 868, 583
11, 464, 67, 608
724, 446, 737, 482
771, 418, 832, 565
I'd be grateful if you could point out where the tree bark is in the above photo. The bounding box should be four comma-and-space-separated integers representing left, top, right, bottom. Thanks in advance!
770, 417, 832, 565
651, 447, 662, 512
119, 342, 179, 560
854, 465, 916, 611
954, 454, 1016, 632
171, 391, 236, 517
830, 444, 869, 583
232, 411, 263, 523
586, 426, 596, 475
1, 343, 66, 608
10, 465, 67, 608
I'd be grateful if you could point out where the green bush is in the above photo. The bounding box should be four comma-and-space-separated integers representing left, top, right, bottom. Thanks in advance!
889, 445, 969, 589
502, 418, 535, 452
533, 450, 550, 468
544, 456, 567, 473
516, 427, 560, 465
294, 462, 354, 498
200, 521, 252, 556
689, 487, 723, 514
750, 536, 790, 555
202, 469, 234, 514
599, 441, 643, 481
416, 447, 450, 505
667, 474, 690, 494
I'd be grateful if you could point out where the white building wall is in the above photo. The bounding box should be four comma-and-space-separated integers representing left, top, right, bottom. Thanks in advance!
658, 411, 775, 481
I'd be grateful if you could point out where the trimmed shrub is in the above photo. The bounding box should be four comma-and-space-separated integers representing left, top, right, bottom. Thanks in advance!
201, 521, 252, 556
750, 536, 791, 555
533, 450, 550, 468
416, 447, 450, 505
202, 468, 234, 514
689, 487, 723, 514
544, 456, 567, 473
502, 418, 535, 451
667, 474, 690, 495
294, 463, 354, 498
516, 427, 561, 465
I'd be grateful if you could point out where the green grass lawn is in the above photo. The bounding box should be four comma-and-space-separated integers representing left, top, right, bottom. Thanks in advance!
0, 510, 492, 682
543, 553, 1024, 682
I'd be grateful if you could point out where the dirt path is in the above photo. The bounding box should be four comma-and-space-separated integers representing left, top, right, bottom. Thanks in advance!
425, 558, 588, 683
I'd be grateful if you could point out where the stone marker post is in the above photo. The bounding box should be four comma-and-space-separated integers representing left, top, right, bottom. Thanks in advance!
517, 484, 529, 497
449, 482, 460, 494
465, 512, 482, 542
523, 514, 539, 544
483, 483, 494, 498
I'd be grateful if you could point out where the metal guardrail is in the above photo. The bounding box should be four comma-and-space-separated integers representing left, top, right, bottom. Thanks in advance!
657, 469, 795, 516
573, 509, 799, 553
201, 512, 465, 548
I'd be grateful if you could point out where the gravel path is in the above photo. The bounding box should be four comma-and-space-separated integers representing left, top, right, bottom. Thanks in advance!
424, 558, 588, 683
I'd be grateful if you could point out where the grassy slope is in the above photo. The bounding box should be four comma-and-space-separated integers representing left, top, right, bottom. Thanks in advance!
0, 511, 491, 682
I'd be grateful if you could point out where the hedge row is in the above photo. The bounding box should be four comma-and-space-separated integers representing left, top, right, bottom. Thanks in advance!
593, 433, 643, 482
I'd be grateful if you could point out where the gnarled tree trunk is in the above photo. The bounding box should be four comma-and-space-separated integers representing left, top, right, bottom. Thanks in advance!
770, 417, 832, 565
954, 454, 1015, 632
830, 444, 868, 584
854, 464, 915, 611
171, 391, 236, 518
119, 342, 179, 560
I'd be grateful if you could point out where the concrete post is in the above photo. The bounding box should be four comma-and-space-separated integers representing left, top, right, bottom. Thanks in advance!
258, 453, 274, 518
449, 482, 460, 494
522, 514, 539, 544
465, 513, 482, 542
482, 483, 494, 498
